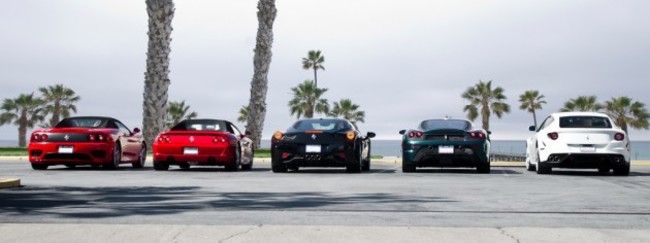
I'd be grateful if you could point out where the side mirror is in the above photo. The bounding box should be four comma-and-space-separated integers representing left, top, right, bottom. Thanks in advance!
366, 132, 376, 138
133, 128, 141, 134
399, 130, 406, 135
528, 126, 536, 132
245, 130, 252, 136
487, 131, 492, 135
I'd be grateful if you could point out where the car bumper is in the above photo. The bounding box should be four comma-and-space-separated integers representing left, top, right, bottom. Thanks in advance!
541, 153, 629, 169
28, 142, 113, 165
153, 144, 236, 165
272, 141, 356, 167
402, 140, 489, 168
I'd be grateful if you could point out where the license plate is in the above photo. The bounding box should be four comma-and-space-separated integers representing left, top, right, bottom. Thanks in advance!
184, 147, 199, 155
580, 146, 596, 152
58, 146, 73, 154
439, 145, 454, 154
306, 145, 321, 153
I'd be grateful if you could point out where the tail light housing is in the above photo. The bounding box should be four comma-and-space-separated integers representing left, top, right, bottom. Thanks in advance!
212, 136, 227, 143
88, 134, 109, 142
469, 131, 485, 139
346, 131, 356, 140
273, 131, 284, 140
408, 131, 423, 139
614, 133, 625, 141
157, 135, 171, 143
547, 132, 559, 140
31, 133, 48, 142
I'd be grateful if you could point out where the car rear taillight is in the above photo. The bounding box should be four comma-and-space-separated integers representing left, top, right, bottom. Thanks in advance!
614, 133, 625, 141
97, 134, 106, 142
469, 131, 485, 139
157, 136, 170, 143
88, 134, 107, 142
88, 134, 96, 141
547, 132, 559, 140
212, 136, 227, 143
32, 133, 48, 142
408, 131, 423, 138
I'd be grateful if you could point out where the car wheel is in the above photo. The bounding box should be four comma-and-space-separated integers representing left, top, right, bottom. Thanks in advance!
64, 164, 77, 169
132, 146, 146, 168
613, 164, 630, 176
225, 146, 240, 171
346, 148, 362, 173
241, 161, 253, 171
153, 160, 169, 171
402, 159, 416, 173
525, 159, 535, 171
178, 163, 190, 170
271, 150, 287, 173
477, 163, 490, 174
31, 163, 48, 170
104, 143, 121, 170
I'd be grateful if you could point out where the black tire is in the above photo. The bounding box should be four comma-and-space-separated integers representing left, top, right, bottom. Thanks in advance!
153, 160, 169, 171
104, 143, 121, 170
271, 150, 287, 173
241, 162, 252, 171
31, 163, 48, 170
178, 163, 190, 170
536, 162, 552, 174
132, 145, 146, 168
613, 164, 630, 176
525, 160, 535, 171
346, 148, 362, 173
64, 164, 77, 169
402, 158, 416, 173
225, 146, 241, 171
477, 163, 490, 174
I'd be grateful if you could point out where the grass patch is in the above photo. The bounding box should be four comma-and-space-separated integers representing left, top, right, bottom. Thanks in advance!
254, 148, 271, 158
0, 147, 28, 156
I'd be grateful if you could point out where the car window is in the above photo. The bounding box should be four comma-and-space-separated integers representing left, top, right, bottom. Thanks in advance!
290, 119, 352, 132
56, 118, 107, 128
559, 116, 612, 128
171, 120, 225, 131
419, 119, 471, 131
537, 116, 552, 131
114, 121, 131, 135
229, 124, 242, 137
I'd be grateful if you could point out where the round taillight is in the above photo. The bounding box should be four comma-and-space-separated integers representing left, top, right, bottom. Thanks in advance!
614, 133, 625, 141
98, 134, 106, 141
157, 137, 163, 142
547, 132, 559, 140
41, 134, 48, 140
416, 131, 423, 138
408, 132, 415, 138
88, 134, 96, 141
346, 131, 356, 140
273, 131, 283, 140
164, 136, 170, 142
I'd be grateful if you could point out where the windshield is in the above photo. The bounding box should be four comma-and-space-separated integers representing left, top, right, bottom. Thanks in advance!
419, 119, 471, 131
559, 116, 612, 128
290, 119, 353, 132
56, 118, 109, 128
171, 120, 225, 131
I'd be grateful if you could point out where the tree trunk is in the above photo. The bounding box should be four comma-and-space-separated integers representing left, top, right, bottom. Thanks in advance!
481, 102, 490, 131
246, 0, 277, 148
50, 101, 61, 127
532, 110, 538, 128
18, 112, 27, 147
143, 0, 174, 148
313, 68, 318, 89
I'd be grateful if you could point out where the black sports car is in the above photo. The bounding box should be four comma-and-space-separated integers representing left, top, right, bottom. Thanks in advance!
271, 118, 375, 173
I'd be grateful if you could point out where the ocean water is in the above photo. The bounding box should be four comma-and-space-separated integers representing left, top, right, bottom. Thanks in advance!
260, 139, 650, 160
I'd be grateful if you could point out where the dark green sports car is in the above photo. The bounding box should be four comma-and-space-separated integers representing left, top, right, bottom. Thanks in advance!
400, 119, 491, 173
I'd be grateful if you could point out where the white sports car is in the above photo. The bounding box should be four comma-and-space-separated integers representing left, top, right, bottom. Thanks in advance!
525, 112, 631, 175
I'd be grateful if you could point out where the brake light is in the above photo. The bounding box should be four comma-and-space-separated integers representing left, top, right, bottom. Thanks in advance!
213, 136, 227, 143
88, 134, 96, 141
547, 132, 559, 140
614, 133, 625, 141
156, 136, 171, 143
469, 132, 485, 139
32, 133, 48, 142
97, 134, 106, 142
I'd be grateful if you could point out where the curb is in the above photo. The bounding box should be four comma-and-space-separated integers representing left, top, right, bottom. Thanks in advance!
0, 178, 21, 189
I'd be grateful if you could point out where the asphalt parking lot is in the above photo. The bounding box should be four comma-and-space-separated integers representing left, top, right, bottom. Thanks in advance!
2, 159, 650, 242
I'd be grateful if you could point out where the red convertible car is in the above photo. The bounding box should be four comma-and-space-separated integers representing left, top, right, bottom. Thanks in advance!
28, 116, 147, 170
152, 119, 254, 171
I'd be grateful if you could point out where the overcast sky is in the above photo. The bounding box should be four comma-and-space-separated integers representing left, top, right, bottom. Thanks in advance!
1, 0, 649, 143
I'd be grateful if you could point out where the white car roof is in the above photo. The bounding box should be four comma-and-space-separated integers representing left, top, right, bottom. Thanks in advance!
551, 112, 610, 118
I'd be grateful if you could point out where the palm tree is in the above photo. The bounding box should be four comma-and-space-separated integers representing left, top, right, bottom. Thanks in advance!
560, 96, 602, 112
143, 0, 175, 148
166, 100, 197, 127
330, 99, 365, 127
302, 50, 325, 88
238, 105, 249, 124
288, 80, 329, 119
39, 84, 80, 127
461, 80, 510, 131
245, 0, 277, 148
518, 90, 546, 128
603, 96, 649, 133
0, 93, 45, 147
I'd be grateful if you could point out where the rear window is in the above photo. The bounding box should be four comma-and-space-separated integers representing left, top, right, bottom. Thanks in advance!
559, 116, 612, 128
290, 119, 352, 132
171, 120, 224, 131
56, 118, 108, 128
420, 119, 471, 131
